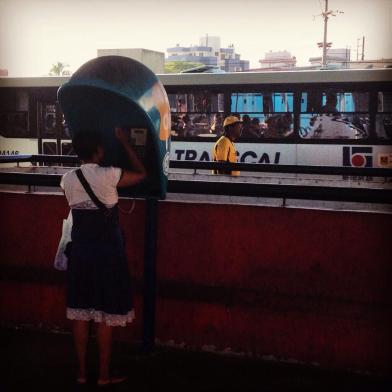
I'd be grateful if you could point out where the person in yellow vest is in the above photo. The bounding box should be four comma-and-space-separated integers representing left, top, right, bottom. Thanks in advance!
212, 115, 242, 176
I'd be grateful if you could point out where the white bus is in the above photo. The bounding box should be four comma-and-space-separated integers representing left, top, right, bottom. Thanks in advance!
1, 69, 391, 168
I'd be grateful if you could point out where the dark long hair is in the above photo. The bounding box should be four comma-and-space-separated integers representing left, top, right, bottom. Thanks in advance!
72, 130, 103, 160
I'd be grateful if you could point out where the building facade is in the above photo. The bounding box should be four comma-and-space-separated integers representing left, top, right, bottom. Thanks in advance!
166, 36, 249, 72
258, 50, 297, 70
309, 48, 351, 68
309, 48, 392, 69
97, 48, 165, 74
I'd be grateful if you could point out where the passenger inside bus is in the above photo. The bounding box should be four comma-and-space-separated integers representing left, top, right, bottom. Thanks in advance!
376, 91, 392, 139
176, 98, 186, 113
263, 93, 273, 113
194, 90, 211, 112
45, 113, 56, 134
301, 90, 372, 139
383, 116, 392, 138
321, 93, 338, 113
264, 113, 293, 138
250, 117, 262, 136
241, 116, 261, 138
170, 114, 183, 136
240, 114, 251, 137
210, 113, 223, 136
181, 114, 195, 137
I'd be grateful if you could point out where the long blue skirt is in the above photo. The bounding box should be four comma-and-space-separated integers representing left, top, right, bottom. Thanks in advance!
66, 206, 135, 326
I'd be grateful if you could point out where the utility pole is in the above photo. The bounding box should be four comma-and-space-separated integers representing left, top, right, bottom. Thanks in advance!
316, 0, 344, 67
356, 35, 365, 61
321, 0, 329, 67
356, 38, 360, 61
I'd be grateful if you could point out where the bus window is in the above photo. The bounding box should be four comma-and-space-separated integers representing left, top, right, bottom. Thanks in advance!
168, 91, 224, 114
0, 112, 29, 138
42, 104, 57, 137
231, 92, 293, 113
301, 91, 368, 114
170, 112, 219, 137
301, 90, 322, 113
168, 91, 224, 137
376, 91, 392, 139
61, 115, 71, 139
300, 90, 369, 140
231, 92, 293, 139
0, 90, 31, 138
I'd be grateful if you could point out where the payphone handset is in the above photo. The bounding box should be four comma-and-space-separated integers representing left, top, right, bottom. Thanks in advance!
58, 56, 171, 199
131, 128, 147, 147
130, 128, 147, 157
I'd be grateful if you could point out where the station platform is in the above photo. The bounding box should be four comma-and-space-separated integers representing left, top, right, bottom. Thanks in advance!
1, 326, 390, 392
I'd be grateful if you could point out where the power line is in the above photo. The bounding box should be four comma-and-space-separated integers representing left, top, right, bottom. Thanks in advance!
318, 0, 323, 13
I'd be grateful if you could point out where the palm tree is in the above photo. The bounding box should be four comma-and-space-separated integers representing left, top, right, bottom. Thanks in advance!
49, 62, 69, 76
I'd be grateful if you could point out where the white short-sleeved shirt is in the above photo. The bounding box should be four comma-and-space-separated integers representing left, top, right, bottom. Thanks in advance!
60, 164, 122, 208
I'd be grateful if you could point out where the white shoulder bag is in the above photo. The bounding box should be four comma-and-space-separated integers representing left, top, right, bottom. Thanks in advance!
53, 210, 73, 271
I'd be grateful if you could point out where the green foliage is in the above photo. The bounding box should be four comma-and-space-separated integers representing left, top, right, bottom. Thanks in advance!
164, 61, 204, 74
49, 61, 69, 76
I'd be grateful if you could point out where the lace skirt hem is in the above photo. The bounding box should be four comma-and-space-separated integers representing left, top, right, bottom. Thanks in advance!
67, 307, 135, 327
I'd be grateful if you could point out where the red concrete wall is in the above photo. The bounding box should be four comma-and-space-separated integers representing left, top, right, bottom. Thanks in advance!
0, 192, 391, 374
0, 193, 145, 341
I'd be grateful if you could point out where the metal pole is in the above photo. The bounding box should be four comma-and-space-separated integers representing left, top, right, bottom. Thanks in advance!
362, 36, 365, 60
356, 38, 360, 61
322, 0, 328, 67
142, 198, 158, 353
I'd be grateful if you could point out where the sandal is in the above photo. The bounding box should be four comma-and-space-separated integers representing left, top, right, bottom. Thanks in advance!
97, 376, 128, 387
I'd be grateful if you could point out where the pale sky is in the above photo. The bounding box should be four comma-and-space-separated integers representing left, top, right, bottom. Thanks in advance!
0, 0, 391, 76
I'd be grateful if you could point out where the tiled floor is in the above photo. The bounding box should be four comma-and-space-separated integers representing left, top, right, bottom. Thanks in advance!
1, 327, 390, 392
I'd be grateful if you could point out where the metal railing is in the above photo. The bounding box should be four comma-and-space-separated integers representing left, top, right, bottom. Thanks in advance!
169, 160, 392, 177
1, 155, 391, 204
2, 155, 391, 177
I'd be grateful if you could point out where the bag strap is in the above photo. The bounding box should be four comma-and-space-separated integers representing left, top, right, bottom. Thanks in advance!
75, 169, 112, 217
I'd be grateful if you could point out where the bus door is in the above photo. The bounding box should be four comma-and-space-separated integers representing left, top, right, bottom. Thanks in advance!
37, 101, 72, 155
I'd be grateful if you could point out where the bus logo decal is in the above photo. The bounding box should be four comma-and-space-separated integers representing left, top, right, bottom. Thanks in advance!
378, 153, 392, 168
343, 146, 373, 167
174, 149, 282, 164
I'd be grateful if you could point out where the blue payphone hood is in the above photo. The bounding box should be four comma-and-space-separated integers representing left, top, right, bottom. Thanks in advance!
58, 56, 171, 199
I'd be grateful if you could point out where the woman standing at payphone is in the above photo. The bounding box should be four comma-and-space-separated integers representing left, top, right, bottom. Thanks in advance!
60, 127, 146, 387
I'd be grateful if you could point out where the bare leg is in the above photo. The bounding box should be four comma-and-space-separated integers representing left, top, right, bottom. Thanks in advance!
97, 323, 127, 386
97, 322, 112, 384
72, 320, 89, 383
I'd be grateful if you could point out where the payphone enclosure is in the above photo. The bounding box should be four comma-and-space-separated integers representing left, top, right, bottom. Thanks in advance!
58, 56, 170, 199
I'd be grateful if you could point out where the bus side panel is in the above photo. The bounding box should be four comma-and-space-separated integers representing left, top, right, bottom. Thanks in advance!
170, 141, 296, 165
0, 136, 38, 167
298, 144, 392, 168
